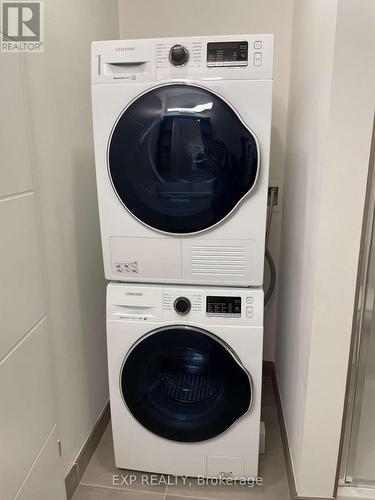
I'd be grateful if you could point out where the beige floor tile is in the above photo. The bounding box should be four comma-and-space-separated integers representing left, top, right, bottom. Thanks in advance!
261, 377, 276, 408
261, 407, 285, 456
73, 484, 165, 499
258, 407, 290, 499
165, 475, 289, 500
166, 490, 288, 500
80, 425, 166, 495
165, 406, 290, 500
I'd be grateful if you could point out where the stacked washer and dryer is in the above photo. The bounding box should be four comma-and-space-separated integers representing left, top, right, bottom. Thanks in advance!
91, 34, 273, 480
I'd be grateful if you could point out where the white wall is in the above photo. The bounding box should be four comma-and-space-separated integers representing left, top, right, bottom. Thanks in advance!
23, 0, 119, 477
276, 0, 375, 496
118, 0, 294, 360
0, 54, 65, 500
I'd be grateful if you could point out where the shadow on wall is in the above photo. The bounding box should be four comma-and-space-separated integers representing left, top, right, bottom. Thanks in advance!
72, 146, 108, 418
275, 140, 311, 452
264, 122, 285, 361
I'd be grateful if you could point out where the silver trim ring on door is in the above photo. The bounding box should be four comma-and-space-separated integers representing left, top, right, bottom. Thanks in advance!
118, 324, 254, 442
106, 81, 261, 236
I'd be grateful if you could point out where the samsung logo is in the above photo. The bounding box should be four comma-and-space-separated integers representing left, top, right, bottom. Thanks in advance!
126, 292, 143, 296
116, 46, 136, 52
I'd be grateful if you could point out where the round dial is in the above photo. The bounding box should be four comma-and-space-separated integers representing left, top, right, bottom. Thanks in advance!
169, 44, 189, 66
174, 297, 191, 315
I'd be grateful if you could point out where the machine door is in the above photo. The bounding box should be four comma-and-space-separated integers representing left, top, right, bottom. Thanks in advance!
108, 84, 259, 234
121, 326, 252, 442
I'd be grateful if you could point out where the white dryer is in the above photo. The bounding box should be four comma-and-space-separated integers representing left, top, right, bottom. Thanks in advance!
92, 35, 273, 286
107, 283, 263, 478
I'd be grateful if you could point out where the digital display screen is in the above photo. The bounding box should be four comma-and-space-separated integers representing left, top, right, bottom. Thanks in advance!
206, 296, 241, 317
207, 41, 248, 67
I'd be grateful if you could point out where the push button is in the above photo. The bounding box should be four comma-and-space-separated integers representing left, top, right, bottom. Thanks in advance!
246, 306, 253, 318
254, 41, 262, 49
253, 52, 262, 66
246, 297, 253, 304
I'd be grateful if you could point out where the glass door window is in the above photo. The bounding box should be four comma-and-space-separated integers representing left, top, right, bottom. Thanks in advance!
108, 84, 259, 234
121, 326, 252, 442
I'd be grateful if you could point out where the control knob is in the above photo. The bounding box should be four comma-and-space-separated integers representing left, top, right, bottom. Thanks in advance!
169, 44, 189, 66
174, 297, 191, 315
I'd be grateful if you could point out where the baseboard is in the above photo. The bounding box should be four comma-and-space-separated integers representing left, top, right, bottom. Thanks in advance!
267, 362, 333, 500
65, 401, 110, 500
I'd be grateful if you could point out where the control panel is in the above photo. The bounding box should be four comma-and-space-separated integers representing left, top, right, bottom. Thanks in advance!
92, 34, 273, 85
107, 284, 262, 326
206, 296, 242, 317
155, 35, 272, 80
207, 41, 248, 67
161, 288, 258, 322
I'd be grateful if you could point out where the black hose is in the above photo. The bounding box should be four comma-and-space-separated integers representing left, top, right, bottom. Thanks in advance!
264, 187, 278, 305
265, 248, 276, 305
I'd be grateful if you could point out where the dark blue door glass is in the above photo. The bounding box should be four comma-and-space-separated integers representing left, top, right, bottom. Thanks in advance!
108, 84, 258, 234
121, 327, 252, 442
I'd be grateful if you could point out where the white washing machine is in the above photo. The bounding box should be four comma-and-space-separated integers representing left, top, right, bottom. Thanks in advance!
92, 35, 273, 287
107, 282, 263, 478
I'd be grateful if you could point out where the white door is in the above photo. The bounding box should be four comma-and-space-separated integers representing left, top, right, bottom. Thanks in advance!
0, 53, 65, 500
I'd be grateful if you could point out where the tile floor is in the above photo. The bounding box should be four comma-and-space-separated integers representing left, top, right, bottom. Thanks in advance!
72, 376, 291, 500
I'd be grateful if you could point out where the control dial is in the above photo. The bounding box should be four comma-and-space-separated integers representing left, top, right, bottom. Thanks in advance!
169, 44, 189, 67
174, 296, 191, 315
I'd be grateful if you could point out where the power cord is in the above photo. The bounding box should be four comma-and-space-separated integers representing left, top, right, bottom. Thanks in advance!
264, 187, 277, 305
